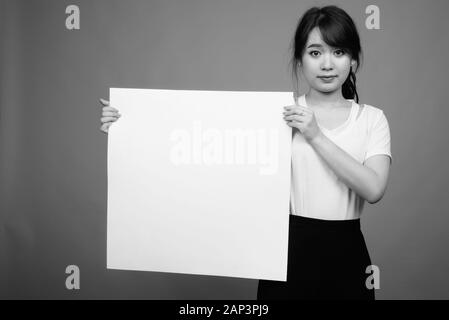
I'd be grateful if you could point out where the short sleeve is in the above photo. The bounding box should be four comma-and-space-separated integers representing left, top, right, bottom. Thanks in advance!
364, 110, 392, 164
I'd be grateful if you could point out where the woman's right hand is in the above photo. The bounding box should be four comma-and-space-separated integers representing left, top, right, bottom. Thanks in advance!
100, 98, 121, 134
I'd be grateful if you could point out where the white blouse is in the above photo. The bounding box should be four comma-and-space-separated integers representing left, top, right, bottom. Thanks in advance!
290, 94, 392, 220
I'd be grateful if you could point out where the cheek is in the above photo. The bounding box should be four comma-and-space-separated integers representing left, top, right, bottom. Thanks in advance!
337, 58, 352, 73
302, 56, 319, 69
301, 58, 321, 78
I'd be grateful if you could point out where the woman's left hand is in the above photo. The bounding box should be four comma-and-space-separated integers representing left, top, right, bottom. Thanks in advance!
283, 104, 322, 142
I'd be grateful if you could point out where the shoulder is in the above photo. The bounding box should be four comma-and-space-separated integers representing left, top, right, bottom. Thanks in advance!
358, 103, 389, 124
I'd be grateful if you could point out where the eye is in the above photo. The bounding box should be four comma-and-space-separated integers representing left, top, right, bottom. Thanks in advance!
334, 49, 346, 56
309, 51, 321, 57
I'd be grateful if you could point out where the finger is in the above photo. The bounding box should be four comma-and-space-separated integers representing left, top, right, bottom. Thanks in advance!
284, 104, 306, 110
101, 116, 118, 123
286, 121, 304, 131
284, 106, 308, 115
103, 106, 119, 113
294, 105, 312, 112
284, 111, 307, 119
285, 121, 298, 129
99, 98, 110, 106
284, 115, 303, 122
283, 109, 305, 116
102, 111, 120, 117
101, 122, 112, 133
100, 123, 110, 133
289, 108, 312, 117
283, 107, 298, 115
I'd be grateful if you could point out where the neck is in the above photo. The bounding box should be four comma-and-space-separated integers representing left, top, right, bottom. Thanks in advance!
305, 89, 347, 109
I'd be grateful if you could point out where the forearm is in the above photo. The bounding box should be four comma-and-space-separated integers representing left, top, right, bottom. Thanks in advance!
308, 132, 381, 203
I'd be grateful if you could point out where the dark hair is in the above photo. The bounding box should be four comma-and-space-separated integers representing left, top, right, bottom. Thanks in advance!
289, 5, 363, 103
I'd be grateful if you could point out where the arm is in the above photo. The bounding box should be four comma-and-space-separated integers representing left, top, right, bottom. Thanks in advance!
309, 132, 391, 204
284, 104, 392, 204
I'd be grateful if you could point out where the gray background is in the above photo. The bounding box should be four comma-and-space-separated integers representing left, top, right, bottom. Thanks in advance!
1, 0, 448, 299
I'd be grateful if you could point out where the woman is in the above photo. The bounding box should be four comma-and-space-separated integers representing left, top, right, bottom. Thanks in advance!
99, 5, 391, 300
257, 5, 392, 300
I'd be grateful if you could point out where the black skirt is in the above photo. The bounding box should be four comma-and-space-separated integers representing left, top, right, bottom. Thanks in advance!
257, 214, 375, 300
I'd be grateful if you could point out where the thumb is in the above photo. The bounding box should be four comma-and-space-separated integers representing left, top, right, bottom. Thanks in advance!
99, 98, 109, 106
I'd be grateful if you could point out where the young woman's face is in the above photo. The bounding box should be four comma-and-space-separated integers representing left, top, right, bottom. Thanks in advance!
301, 27, 354, 94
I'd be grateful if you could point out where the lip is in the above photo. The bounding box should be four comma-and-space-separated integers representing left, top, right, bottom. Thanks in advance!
318, 75, 337, 82
317, 75, 337, 78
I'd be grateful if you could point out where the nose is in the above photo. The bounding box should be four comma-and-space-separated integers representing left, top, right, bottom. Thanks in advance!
320, 53, 333, 71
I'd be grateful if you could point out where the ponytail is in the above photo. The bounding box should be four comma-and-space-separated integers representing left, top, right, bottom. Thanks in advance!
342, 67, 359, 103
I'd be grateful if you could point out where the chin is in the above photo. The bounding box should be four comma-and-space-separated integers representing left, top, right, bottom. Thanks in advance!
314, 84, 339, 92
312, 87, 342, 95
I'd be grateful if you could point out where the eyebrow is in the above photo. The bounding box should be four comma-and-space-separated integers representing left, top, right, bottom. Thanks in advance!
307, 44, 324, 48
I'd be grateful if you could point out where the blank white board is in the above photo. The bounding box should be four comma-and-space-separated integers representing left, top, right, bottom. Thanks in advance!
107, 88, 293, 281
